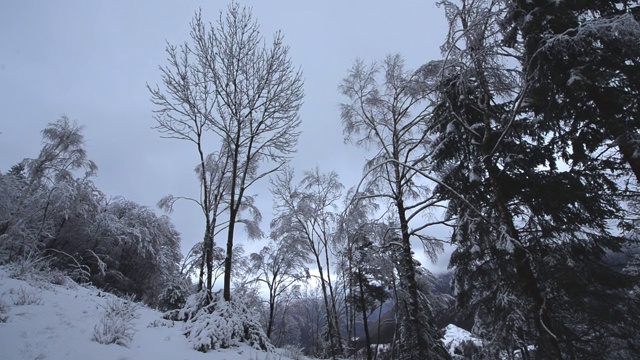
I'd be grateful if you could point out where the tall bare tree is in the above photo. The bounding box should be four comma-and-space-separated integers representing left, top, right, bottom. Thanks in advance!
150, 2, 303, 302
340, 55, 451, 360
148, 31, 229, 298
193, 3, 303, 302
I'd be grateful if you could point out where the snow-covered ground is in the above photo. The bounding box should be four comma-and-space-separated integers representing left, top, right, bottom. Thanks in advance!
0, 266, 301, 360
0, 264, 485, 360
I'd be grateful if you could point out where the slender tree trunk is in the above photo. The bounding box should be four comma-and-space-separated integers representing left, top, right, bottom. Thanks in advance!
358, 271, 373, 360
205, 230, 214, 293
205, 212, 222, 295
196, 139, 213, 299
315, 259, 339, 358
267, 293, 276, 339
197, 250, 205, 292
375, 298, 384, 360
223, 126, 242, 302
36, 187, 56, 244
323, 241, 343, 354
276, 298, 290, 346
341, 253, 354, 357
223, 207, 237, 302
390, 272, 399, 359
348, 253, 356, 357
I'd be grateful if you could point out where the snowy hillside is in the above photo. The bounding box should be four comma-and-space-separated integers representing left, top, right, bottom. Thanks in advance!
0, 266, 302, 360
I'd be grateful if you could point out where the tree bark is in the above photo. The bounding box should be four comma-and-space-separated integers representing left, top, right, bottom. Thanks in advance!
267, 293, 275, 339
324, 241, 344, 355
223, 207, 237, 302
396, 197, 450, 360
315, 259, 340, 358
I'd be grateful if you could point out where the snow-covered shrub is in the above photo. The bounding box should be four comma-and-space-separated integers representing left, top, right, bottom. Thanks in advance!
157, 281, 189, 311
147, 319, 175, 328
249, 350, 292, 360
44, 248, 92, 285
8, 252, 52, 280
0, 298, 9, 322
172, 291, 273, 352
10, 286, 43, 306
280, 345, 305, 360
47, 268, 75, 287
7, 251, 81, 290
92, 294, 140, 347
163, 289, 208, 322
442, 324, 483, 358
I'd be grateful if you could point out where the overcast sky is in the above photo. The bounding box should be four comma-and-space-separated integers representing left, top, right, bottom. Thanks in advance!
0, 0, 453, 273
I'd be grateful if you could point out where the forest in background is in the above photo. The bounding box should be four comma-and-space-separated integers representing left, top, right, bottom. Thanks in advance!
2, 0, 640, 359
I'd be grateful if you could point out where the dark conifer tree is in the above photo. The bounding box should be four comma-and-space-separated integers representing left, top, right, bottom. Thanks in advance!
504, 0, 640, 182
432, 0, 640, 358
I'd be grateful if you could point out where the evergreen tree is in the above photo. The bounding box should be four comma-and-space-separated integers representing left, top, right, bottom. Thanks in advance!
504, 0, 640, 182
431, 0, 640, 357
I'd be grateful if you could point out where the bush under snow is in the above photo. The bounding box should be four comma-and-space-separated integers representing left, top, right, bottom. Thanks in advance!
166, 291, 273, 353
9, 286, 43, 306
92, 294, 140, 347
0, 298, 8, 323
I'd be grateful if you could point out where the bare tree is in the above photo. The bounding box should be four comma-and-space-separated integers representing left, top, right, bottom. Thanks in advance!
148, 23, 229, 298
193, 3, 303, 302
249, 239, 308, 340
149, 2, 303, 302
340, 55, 451, 360
270, 167, 345, 358
25, 116, 97, 185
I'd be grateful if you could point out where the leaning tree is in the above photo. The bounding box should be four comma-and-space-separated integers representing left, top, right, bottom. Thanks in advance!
270, 167, 346, 358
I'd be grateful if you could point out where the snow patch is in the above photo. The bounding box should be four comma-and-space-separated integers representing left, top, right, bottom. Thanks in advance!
442, 324, 482, 357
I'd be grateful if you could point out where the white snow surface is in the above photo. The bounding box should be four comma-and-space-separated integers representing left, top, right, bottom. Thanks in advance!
442, 324, 482, 356
0, 266, 300, 360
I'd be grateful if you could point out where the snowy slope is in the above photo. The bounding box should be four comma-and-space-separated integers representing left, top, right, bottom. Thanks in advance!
0, 266, 300, 360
